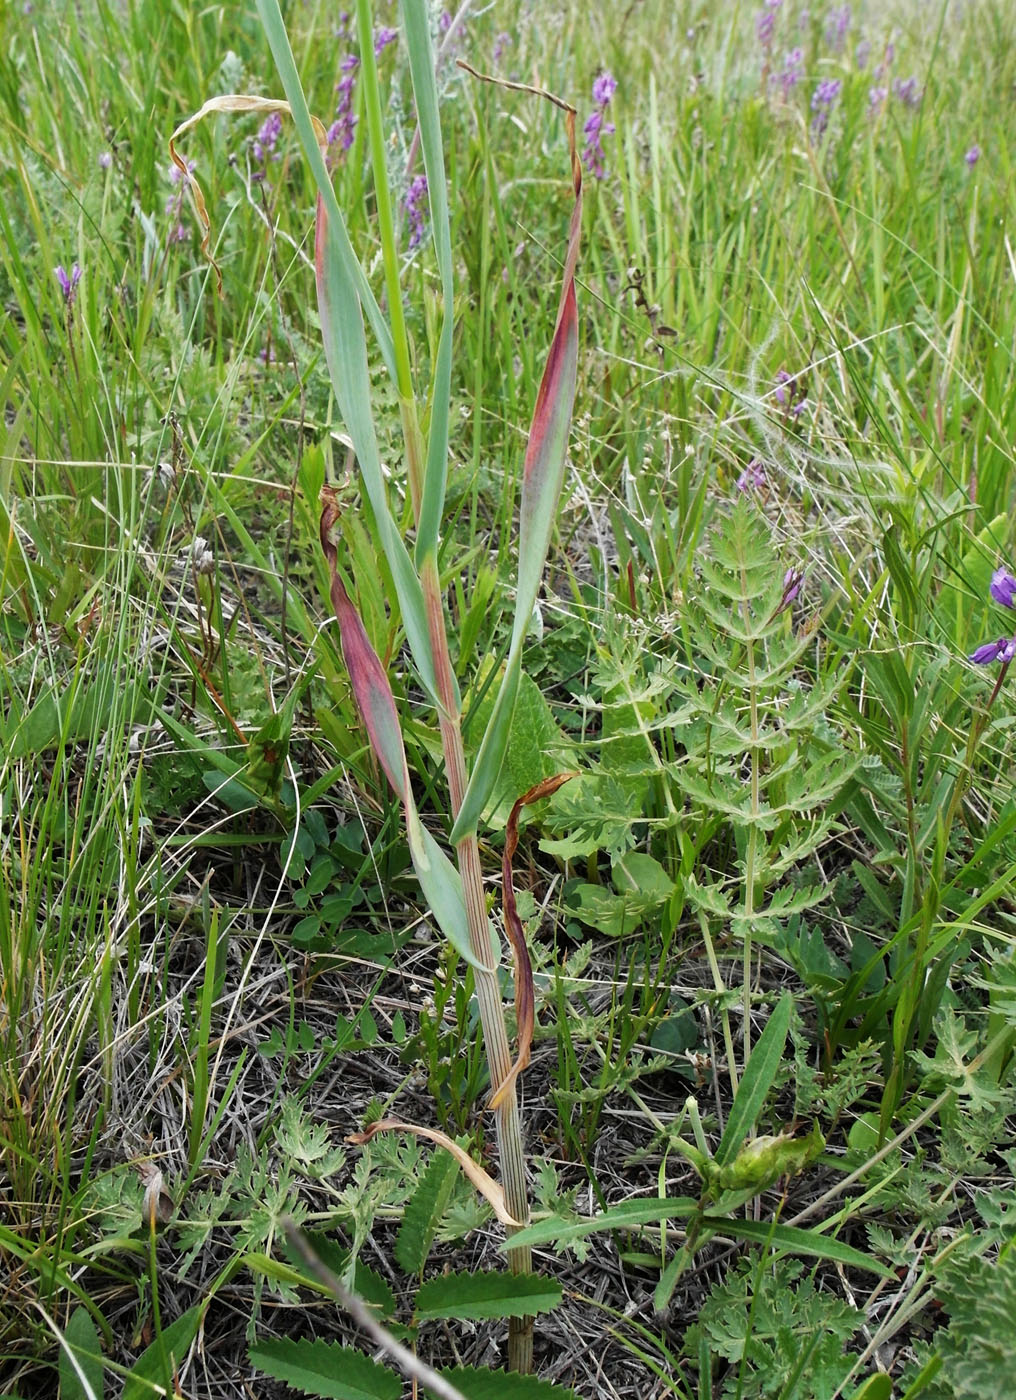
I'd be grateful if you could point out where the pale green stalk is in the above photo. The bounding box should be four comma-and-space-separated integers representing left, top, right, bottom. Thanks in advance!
740, 579, 761, 1075
355, 0, 534, 1368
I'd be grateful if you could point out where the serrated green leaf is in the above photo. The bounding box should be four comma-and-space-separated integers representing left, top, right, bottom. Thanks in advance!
58, 1307, 104, 1400
122, 1307, 202, 1400
715, 992, 792, 1167
440, 1366, 580, 1400
249, 1339, 399, 1400
396, 1146, 460, 1276
414, 1271, 561, 1323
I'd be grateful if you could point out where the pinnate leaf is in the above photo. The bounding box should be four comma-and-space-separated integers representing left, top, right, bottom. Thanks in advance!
249, 1339, 399, 1400
440, 1366, 580, 1399
395, 1147, 460, 1276
414, 1271, 561, 1323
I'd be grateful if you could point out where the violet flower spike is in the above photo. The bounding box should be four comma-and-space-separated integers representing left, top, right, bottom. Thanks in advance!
55, 263, 81, 306
970, 637, 1016, 666
405, 174, 428, 250
965, 144, 981, 168
989, 567, 1016, 608
582, 69, 617, 180
736, 460, 766, 493
782, 567, 804, 606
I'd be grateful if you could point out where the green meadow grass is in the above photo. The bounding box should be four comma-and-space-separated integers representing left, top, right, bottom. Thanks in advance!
2, 0, 1016, 1396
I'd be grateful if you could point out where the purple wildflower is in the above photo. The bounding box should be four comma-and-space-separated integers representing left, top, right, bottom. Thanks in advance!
855, 38, 871, 69
868, 85, 888, 111
783, 567, 804, 602
439, 10, 452, 31
773, 566, 805, 617
374, 25, 398, 57
892, 75, 921, 108
55, 263, 81, 306
791, 397, 809, 420
328, 52, 360, 155
967, 569, 1016, 666
736, 460, 766, 493
774, 369, 793, 405
493, 30, 511, 63
252, 110, 283, 180
989, 567, 1016, 608
592, 72, 617, 106
970, 637, 1016, 666
756, 0, 782, 51
810, 77, 842, 137
582, 70, 617, 180
965, 144, 981, 168
824, 4, 851, 52
774, 46, 804, 98
165, 158, 195, 241
405, 174, 428, 249
98, 150, 112, 170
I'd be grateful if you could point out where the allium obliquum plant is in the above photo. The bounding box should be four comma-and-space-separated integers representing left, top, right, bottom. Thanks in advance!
173, 0, 580, 1377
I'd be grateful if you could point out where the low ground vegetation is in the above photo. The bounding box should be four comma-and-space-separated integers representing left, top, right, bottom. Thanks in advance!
2, 2, 1016, 1397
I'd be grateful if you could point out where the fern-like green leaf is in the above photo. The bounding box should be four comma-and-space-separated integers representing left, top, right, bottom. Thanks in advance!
414, 1271, 561, 1322
248, 1339, 399, 1400
440, 1366, 580, 1399
395, 1147, 460, 1276
934, 1250, 1016, 1398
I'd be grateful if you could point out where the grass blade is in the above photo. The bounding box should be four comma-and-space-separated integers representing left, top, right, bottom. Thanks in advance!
715, 992, 793, 1167
451, 89, 582, 843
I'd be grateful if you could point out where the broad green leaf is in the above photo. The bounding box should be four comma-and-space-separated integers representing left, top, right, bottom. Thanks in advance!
122, 1307, 202, 1400
501, 1198, 700, 1250
313, 201, 439, 706
451, 104, 582, 843
253, 0, 393, 372
252, 0, 438, 705
58, 1307, 103, 1400
464, 666, 576, 828
321, 505, 488, 970
441, 1368, 580, 1400
249, 1339, 399, 1400
414, 1271, 561, 1322
697, 1218, 892, 1277
715, 992, 792, 1167
401, 0, 454, 565
847, 1376, 893, 1400
395, 1146, 460, 1276
565, 881, 668, 939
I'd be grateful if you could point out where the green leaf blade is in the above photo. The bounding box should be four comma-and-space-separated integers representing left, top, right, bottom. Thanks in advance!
715, 992, 793, 1167
58, 1308, 104, 1400
414, 1271, 562, 1323
395, 1144, 460, 1276
249, 1339, 400, 1400
501, 1198, 700, 1251
441, 1367, 580, 1400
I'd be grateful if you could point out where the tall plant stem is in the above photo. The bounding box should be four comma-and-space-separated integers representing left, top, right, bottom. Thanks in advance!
356, 4, 532, 1365
741, 609, 761, 1076
420, 549, 534, 1371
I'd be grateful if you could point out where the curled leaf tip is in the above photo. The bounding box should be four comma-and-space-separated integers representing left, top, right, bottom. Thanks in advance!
347, 1119, 524, 1228
489, 771, 578, 1112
